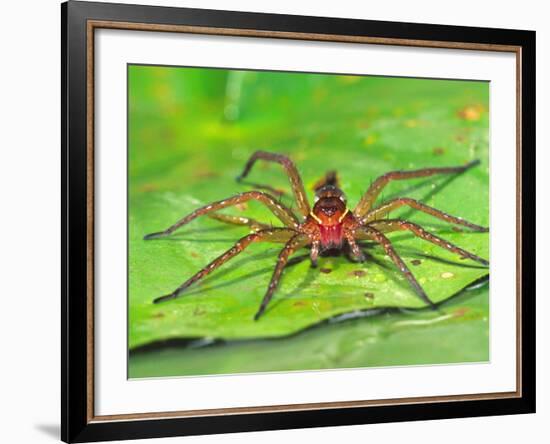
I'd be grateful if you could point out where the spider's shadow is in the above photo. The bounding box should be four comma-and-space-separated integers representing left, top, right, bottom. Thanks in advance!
150, 224, 250, 243
253, 239, 487, 318
357, 237, 488, 270
156, 232, 487, 313
181, 252, 311, 299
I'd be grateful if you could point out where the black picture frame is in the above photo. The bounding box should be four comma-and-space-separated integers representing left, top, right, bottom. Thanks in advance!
62, 1, 536, 442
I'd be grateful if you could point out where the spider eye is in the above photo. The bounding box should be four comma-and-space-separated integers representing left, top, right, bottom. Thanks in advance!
338, 193, 347, 203
314, 195, 320, 203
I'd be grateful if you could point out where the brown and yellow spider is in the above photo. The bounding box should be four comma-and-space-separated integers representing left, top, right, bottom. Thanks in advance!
144, 151, 489, 320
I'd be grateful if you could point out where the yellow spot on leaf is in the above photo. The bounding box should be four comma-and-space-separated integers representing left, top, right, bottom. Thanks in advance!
313, 88, 327, 103
452, 307, 470, 318
338, 75, 360, 84
363, 134, 378, 146
138, 183, 158, 193
457, 104, 484, 121
152, 83, 170, 100
392, 107, 405, 117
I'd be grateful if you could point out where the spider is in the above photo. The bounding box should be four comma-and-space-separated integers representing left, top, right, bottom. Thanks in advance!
144, 151, 489, 320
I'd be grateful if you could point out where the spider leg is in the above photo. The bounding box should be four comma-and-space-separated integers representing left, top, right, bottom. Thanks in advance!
310, 240, 320, 267
144, 191, 299, 239
357, 226, 437, 309
345, 235, 366, 262
153, 228, 297, 304
254, 234, 309, 320
368, 219, 489, 266
353, 160, 481, 218
236, 151, 311, 218
363, 197, 488, 232
207, 213, 269, 232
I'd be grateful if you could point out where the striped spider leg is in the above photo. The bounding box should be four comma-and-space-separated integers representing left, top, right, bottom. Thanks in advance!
236, 150, 311, 219
356, 219, 488, 309
353, 159, 482, 218
143, 188, 313, 319
152, 228, 301, 309
351, 160, 489, 307
144, 190, 300, 240
145, 152, 489, 319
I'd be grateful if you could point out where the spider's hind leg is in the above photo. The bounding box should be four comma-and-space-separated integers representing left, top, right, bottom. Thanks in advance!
313, 170, 340, 192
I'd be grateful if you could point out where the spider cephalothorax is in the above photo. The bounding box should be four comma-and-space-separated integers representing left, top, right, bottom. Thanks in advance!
144, 151, 489, 320
310, 185, 351, 249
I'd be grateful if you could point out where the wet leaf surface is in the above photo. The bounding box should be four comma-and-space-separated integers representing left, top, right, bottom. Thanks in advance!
129, 281, 489, 377
127, 66, 489, 375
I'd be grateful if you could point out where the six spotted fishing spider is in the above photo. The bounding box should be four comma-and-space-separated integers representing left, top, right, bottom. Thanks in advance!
144, 151, 489, 320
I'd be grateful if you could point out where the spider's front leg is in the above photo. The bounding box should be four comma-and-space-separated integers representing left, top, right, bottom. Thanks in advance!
144, 191, 299, 240
356, 226, 437, 309
346, 236, 366, 263
309, 240, 320, 268
354, 160, 481, 218
342, 225, 366, 263
153, 228, 297, 304
236, 151, 311, 218
254, 234, 309, 320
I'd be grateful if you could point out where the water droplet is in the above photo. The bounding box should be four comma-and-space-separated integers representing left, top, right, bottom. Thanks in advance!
441, 272, 455, 279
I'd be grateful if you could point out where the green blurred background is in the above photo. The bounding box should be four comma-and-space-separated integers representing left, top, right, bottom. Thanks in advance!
128, 65, 489, 378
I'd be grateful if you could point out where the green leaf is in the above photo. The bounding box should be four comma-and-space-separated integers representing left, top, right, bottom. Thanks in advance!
129, 282, 489, 377
128, 66, 489, 371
